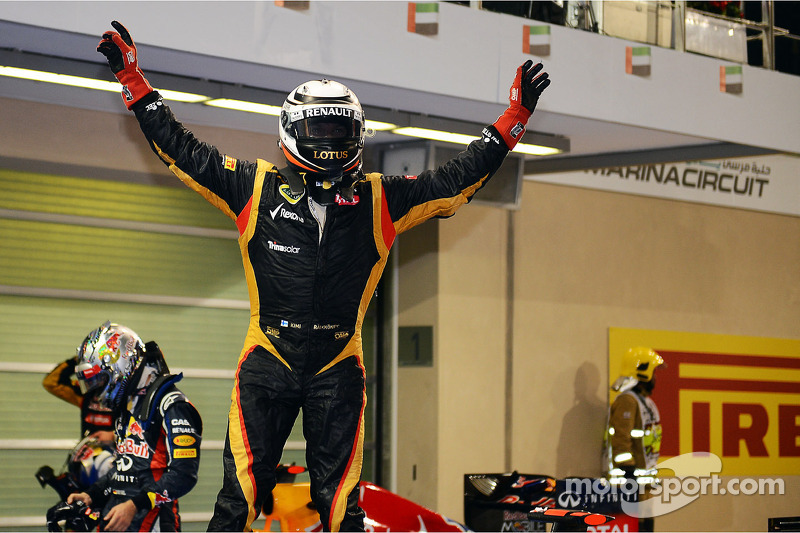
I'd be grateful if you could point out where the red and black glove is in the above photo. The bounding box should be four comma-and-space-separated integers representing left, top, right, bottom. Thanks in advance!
97, 21, 153, 110
493, 60, 550, 150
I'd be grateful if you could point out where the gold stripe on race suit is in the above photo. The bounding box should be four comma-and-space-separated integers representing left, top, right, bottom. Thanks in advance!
151, 140, 237, 221
328, 362, 367, 532
392, 172, 492, 236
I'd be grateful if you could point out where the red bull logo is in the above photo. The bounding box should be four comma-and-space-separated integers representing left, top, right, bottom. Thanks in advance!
119, 439, 149, 458
148, 491, 173, 508
128, 419, 144, 439
98, 332, 122, 361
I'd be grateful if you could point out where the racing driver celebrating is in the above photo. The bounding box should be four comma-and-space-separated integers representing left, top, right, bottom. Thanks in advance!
96, 20, 550, 532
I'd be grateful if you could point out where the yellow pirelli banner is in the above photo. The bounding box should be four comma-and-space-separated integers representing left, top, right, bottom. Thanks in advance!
609, 328, 800, 476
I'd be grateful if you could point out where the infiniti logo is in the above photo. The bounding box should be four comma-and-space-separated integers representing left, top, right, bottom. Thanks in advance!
557, 491, 581, 508
116, 455, 134, 472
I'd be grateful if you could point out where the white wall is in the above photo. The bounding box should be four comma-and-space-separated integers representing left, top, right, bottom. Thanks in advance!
1, 1, 799, 154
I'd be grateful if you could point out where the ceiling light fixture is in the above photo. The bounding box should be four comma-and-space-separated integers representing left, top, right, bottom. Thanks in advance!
0, 65, 208, 103
204, 98, 282, 115
365, 119, 398, 131
0, 65, 120, 92
204, 98, 398, 132
392, 126, 479, 145
0, 64, 564, 155
392, 126, 563, 155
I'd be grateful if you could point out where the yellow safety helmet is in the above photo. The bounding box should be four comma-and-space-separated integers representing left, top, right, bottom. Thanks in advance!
611, 346, 664, 391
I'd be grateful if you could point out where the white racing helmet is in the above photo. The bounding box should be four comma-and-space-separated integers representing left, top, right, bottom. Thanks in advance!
278, 79, 365, 203
74, 321, 146, 411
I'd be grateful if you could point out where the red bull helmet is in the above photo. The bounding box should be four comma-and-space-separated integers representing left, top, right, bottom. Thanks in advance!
74, 321, 145, 410
67, 436, 115, 488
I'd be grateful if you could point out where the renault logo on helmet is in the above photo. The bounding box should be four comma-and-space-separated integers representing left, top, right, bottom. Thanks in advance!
303, 107, 353, 119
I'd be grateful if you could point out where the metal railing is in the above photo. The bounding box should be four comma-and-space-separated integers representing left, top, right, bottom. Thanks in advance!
462, 1, 799, 75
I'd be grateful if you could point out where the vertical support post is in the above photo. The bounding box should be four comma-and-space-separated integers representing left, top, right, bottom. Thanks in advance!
764, 0, 775, 70
674, 0, 686, 52
504, 209, 515, 472
763, 0, 775, 69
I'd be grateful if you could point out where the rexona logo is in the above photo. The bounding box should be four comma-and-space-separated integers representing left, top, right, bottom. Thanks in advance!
268, 240, 301, 254
269, 203, 305, 223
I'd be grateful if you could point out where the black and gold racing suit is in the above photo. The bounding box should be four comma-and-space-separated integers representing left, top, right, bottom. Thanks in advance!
43, 356, 114, 436
131, 91, 512, 532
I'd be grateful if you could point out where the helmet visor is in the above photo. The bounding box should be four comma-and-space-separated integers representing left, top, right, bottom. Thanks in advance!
293, 115, 362, 141
75, 362, 109, 395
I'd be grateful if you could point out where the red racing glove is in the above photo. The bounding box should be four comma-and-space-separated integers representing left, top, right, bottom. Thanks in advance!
493, 60, 550, 150
97, 21, 153, 110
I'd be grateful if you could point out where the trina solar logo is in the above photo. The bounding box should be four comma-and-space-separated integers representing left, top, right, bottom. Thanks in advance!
652, 350, 800, 476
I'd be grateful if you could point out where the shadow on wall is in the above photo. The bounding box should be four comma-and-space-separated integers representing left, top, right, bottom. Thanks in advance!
555, 361, 607, 478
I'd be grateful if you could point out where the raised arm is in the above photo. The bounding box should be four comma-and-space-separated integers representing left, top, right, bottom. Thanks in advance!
97, 20, 260, 223
383, 60, 550, 234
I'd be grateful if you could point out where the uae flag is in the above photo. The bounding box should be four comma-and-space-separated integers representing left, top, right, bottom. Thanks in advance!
523, 25, 550, 56
720, 65, 743, 94
625, 46, 651, 76
274, 0, 309, 9
408, 2, 439, 36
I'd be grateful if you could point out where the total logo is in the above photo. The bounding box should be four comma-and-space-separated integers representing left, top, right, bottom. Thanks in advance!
269, 203, 305, 223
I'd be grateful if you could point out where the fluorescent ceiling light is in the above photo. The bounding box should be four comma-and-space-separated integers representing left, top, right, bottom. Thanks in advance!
392, 127, 479, 145
0, 65, 563, 155
366, 119, 397, 131
155, 89, 209, 103
205, 97, 398, 131
513, 143, 563, 156
204, 98, 282, 116
394, 126, 563, 155
0, 65, 121, 92
0, 65, 207, 103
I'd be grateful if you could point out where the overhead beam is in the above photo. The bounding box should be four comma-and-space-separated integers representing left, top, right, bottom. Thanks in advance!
524, 143, 779, 175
